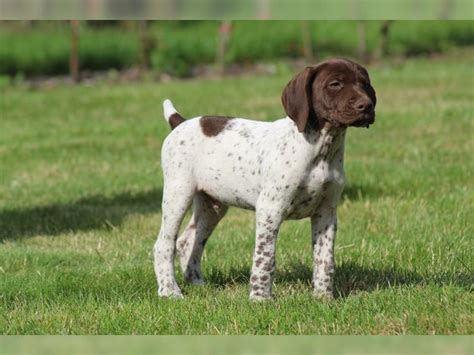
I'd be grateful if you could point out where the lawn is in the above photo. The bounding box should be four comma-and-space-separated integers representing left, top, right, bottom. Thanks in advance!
0, 49, 473, 334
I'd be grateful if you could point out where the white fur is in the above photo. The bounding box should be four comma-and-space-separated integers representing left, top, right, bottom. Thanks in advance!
163, 99, 177, 122
154, 100, 346, 300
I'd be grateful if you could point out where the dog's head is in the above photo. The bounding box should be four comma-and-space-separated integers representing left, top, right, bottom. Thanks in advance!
281, 58, 376, 132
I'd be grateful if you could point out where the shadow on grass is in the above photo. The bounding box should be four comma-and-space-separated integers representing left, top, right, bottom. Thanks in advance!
206, 261, 472, 297
0, 188, 162, 241
0, 182, 386, 241
341, 183, 389, 201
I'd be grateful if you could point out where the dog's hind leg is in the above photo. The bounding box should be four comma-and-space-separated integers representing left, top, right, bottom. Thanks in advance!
153, 181, 195, 298
176, 191, 228, 285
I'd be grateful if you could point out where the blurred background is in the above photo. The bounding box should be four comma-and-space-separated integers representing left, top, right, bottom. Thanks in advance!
1, 20, 473, 85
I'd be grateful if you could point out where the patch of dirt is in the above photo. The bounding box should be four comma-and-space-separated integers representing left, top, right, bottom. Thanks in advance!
22, 60, 311, 90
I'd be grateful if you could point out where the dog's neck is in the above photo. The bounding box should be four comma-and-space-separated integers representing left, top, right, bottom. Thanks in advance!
303, 124, 346, 162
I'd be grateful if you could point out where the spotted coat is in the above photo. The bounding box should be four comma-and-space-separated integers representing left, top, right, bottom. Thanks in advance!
153, 58, 376, 300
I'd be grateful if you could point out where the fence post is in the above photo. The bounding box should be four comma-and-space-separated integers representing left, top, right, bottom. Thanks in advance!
357, 21, 369, 63
375, 20, 393, 60
70, 20, 80, 83
216, 21, 232, 75
138, 20, 155, 70
301, 21, 313, 63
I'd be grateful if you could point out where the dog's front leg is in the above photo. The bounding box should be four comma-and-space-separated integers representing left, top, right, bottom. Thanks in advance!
311, 203, 337, 299
249, 205, 283, 301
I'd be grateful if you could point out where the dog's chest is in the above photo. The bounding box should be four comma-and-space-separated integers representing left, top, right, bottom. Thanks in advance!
285, 134, 345, 220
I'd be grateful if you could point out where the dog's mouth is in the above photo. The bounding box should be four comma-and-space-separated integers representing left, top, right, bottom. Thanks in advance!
350, 112, 376, 128
324, 109, 376, 129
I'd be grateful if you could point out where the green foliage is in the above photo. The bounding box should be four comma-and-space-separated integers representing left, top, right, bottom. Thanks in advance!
0, 26, 140, 76
0, 50, 473, 334
225, 21, 304, 63
1, 21, 474, 78
389, 21, 474, 55
0, 29, 70, 76
150, 21, 474, 76
150, 21, 217, 77
79, 29, 140, 71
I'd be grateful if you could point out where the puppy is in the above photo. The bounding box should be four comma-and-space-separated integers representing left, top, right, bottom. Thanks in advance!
154, 58, 376, 300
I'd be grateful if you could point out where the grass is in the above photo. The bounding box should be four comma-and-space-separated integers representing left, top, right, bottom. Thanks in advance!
0, 49, 473, 334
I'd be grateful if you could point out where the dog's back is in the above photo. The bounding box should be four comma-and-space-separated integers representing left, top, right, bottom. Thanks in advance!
161, 99, 287, 209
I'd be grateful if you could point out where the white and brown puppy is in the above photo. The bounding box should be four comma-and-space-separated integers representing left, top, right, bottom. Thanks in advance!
154, 58, 376, 300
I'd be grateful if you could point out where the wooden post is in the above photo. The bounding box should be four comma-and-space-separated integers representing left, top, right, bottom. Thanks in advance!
216, 21, 232, 76
375, 20, 393, 60
301, 21, 313, 63
357, 21, 369, 64
70, 20, 80, 83
138, 20, 155, 70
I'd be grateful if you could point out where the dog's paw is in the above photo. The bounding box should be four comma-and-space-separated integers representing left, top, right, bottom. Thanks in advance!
184, 270, 205, 286
249, 292, 273, 302
189, 278, 205, 286
312, 290, 334, 301
158, 285, 184, 299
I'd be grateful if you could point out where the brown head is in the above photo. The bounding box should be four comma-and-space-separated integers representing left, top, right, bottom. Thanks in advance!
281, 58, 376, 132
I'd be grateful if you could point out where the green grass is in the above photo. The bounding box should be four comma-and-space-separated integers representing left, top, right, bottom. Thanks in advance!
0, 49, 473, 334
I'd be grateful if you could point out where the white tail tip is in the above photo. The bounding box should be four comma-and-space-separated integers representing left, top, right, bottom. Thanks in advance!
163, 99, 177, 121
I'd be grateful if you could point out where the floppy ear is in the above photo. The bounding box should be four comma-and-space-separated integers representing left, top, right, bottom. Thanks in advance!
281, 66, 319, 132
355, 62, 377, 107
365, 81, 377, 108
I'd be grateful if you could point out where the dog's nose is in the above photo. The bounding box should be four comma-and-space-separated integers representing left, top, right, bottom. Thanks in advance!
355, 100, 373, 113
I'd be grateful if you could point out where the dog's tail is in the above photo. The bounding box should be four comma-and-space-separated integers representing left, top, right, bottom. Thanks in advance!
163, 99, 186, 130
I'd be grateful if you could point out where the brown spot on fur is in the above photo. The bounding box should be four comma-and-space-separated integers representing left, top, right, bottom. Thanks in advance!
200, 116, 234, 137
169, 113, 185, 130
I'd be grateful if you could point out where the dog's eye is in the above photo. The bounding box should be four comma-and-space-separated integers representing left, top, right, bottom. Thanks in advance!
328, 81, 343, 89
